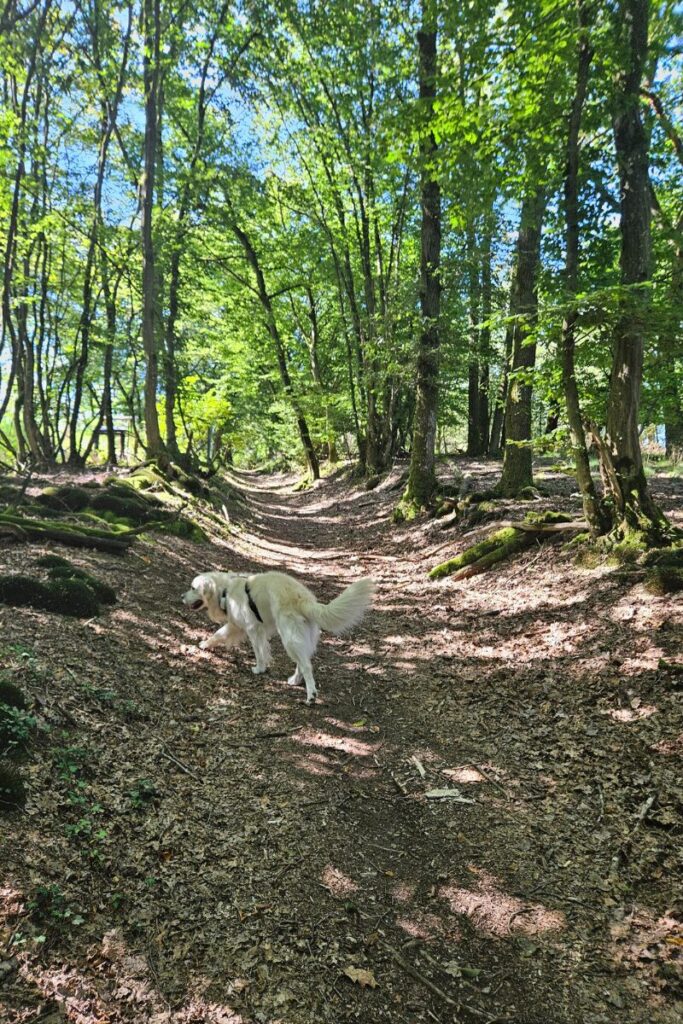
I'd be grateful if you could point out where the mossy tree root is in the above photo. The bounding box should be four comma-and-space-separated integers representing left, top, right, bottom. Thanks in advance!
429, 513, 587, 581
0, 512, 133, 554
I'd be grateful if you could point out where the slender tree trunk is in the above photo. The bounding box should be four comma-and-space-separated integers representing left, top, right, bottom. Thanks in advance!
488, 324, 512, 459
560, 0, 606, 534
405, 3, 440, 506
466, 223, 485, 456
478, 221, 492, 455
230, 219, 320, 479
498, 189, 547, 496
603, 0, 664, 535
140, 0, 166, 464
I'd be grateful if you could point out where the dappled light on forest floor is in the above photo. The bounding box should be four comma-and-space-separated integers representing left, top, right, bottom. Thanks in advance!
15, 925, 247, 1024
2, 461, 682, 1024
320, 865, 359, 897
439, 868, 566, 939
294, 727, 381, 758
608, 704, 658, 723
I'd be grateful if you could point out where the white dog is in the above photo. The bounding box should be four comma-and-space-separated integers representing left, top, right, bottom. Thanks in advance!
182, 570, 375, 704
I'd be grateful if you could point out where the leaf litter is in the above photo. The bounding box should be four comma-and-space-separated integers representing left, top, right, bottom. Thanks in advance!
0, 458, 681, 1023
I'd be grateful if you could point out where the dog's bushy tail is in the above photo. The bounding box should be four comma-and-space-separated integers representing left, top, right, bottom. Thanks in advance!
313, 578, 375, 635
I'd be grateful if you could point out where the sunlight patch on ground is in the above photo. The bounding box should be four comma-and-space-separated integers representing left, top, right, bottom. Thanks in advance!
323, 716, 372, 733
294, 728, 381, 758
396, 911, 454, 942
610, 904, 683, 987
652, 732, 683, 756
321, 864, 359, 897
443, 766, 487, 784
391, 880, 417, 903
439, 868, 565, 938
608, 704, 658, 723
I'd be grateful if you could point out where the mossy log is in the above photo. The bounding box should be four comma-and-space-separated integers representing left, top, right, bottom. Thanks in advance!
429, 513, 588, 581
430, 527, 536, 580
0, 512, 133, 554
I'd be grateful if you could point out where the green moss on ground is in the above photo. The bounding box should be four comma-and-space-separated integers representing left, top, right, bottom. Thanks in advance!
644, 568, 683, 595
44, 577, 100, 617
0, 574, 100, 617
36, 485, 91, 512
47, 565, 116, 605
35, 554, 72, 569
153, 518, 207, 542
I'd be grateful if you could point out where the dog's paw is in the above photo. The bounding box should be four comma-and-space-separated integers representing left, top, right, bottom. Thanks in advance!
252, 665, 268, 675
199, 639, 212, 651
287, 672, 304, 687
305, 690, 318, 705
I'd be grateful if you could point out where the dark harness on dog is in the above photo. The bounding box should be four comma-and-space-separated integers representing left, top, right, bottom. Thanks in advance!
245, 581, 263, 623
220, 578, 263, 624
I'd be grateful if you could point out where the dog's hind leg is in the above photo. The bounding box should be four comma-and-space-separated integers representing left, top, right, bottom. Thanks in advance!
247, 626, 272, 674
280, 616, 319, 704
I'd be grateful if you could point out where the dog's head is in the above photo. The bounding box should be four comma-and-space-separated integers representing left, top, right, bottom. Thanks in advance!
182, 572, 219, 612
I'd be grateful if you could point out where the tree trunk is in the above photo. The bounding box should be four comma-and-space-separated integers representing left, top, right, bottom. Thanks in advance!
478, 222, 492, 455
498, 190, 547, 496
140, 0, 166, 464
561, 0, 606, 534
230, 218, 320, 480
405, 3, 440, 506
603, 0, 665, 536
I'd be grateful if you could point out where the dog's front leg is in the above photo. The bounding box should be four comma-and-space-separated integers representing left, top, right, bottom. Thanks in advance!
247, 627, 272, 674
200, 622, 244, 651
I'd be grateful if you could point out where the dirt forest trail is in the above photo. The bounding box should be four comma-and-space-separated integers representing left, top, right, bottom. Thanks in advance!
1, 462, 682, 1024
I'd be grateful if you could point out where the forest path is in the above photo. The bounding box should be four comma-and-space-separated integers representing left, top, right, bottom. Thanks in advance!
2, 462, 682, 1024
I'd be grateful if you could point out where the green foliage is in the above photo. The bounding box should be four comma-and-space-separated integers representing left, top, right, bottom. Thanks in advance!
27, 884, 85, 932
0, 680, 35, 759
127, 778, 159, 809
0, 761, 26, 811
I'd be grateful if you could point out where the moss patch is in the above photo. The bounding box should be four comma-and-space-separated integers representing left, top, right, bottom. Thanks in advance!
47, 566, 116, 605
36, 485, 91, 512
430, 526, 529, 580
0, 574, 100, 617
644, 568, 683, 595
36, 554, 72, 569
153, 518, 207, 543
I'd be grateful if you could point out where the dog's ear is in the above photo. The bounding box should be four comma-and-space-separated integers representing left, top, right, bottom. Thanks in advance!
191, 574, 211, 594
